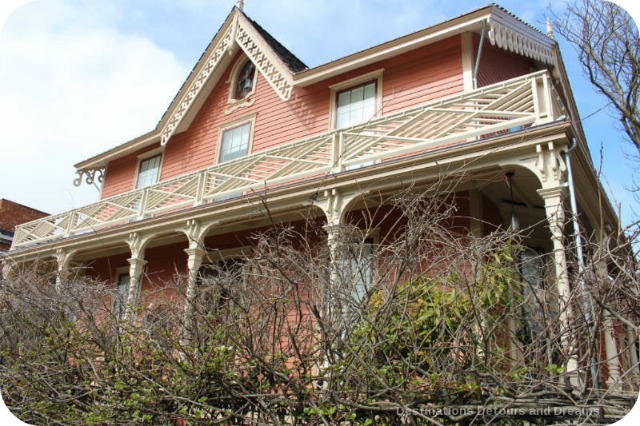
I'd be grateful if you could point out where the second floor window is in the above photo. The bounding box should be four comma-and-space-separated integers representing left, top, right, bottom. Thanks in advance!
219, 122, 251, 163
336, 81, 377, 129
136, 154, 162, 189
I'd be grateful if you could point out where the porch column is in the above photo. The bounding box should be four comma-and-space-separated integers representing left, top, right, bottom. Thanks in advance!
316, 189, 352, 335
537, 186, 578, 383
180, 219, 209, 346
592, 235, 622, 388
626, 326, 640, 389
603, 312, 622, 387
1, 260, 15, 281
181, 244, 205, 345
323, 222, 341, 322
125, 233, 148, 318
54, 248, 75, 292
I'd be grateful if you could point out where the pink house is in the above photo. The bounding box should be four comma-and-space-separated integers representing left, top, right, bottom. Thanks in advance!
3, 3, 634, 393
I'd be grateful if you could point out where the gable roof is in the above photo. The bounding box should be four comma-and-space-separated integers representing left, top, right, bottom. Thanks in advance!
75, 3, 555, 172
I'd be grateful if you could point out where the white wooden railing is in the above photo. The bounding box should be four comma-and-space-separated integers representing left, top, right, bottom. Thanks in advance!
12, 71, 565, 249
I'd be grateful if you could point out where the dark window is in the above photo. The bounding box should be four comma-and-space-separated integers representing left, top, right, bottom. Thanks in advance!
114, 273, 130, 318
235, 61, 256, 100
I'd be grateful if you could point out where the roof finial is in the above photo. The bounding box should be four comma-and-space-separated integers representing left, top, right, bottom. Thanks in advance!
546, 17, 555, 39
236, 0, 245, 11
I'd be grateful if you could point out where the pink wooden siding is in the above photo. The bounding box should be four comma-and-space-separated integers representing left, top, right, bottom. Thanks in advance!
101, 36, 465, 199
100, 144, 162, 199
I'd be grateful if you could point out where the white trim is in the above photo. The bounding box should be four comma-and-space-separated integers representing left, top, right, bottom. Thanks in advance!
329, 69, 384, 130
204, 246, 251, 263
461, 32, 474, 91
235, 13, 295, 100
115, 266, 130, 277
136, 146, 165, 160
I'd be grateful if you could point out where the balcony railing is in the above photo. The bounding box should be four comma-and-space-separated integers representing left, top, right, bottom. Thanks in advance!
12, 71, 565, 249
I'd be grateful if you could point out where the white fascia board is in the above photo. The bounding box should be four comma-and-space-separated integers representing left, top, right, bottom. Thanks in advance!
293, 14, 490, 87
74, 132, 161, 170
487, 8, 556, 64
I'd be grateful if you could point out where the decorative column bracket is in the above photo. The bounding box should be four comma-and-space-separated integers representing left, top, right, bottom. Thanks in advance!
73, 168, 105, 187
534, 142, 567, 186
54, 248, 77, 291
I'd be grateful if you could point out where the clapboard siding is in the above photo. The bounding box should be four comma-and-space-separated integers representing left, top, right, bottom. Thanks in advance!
100, 35, 473, 199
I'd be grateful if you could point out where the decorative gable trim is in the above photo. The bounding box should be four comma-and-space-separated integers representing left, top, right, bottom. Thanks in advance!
487, 21, 554, 64
160, 11, 295, 147
487, 10, 555, 65
161, 25, 235, 146
235, 14, 295, 102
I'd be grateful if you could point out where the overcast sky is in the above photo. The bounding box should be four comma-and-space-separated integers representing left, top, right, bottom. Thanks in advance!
0, 0, 638, 228
0, 1, 640, 424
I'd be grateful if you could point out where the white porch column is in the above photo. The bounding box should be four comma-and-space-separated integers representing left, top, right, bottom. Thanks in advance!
125, 258, 147, 317
315, 188, 357, 335
125, 233, 149, 318
603, 312, 622, 388
626, 326, 640, 390
54, 248, 75, 292
180, 219, 209, 346
592, 234, 622, 388
181, 245, 205, 345
537, 186, 579, 383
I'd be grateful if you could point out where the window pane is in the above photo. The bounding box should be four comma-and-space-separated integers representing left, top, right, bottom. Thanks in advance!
220, 123, 251, 163
136, 155, 161, 189
336, 81, 377, 129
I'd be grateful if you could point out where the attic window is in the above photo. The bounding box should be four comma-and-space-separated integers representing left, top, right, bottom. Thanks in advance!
234, 60, 256, 100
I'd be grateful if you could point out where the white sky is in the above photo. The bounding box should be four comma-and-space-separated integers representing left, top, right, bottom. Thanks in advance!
0, 1, 639, 423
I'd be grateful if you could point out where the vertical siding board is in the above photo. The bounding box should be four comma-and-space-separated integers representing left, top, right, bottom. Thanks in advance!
474, 33, 534, 88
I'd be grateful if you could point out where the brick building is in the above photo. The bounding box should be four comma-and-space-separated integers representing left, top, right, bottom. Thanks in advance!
0, 199, 48, 252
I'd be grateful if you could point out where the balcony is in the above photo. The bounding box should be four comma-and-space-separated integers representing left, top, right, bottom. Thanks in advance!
11, 71, 565, 249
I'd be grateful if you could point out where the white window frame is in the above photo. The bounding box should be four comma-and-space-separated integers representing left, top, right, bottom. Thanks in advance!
216, 115, 256, 165
134, 147, 164, 190
329, 69, 384, 130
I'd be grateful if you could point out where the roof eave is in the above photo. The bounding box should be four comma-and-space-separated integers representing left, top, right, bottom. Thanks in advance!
293, 9, 492, 87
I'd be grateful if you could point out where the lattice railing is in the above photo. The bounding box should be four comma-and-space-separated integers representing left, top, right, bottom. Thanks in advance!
12, 71, 564, 249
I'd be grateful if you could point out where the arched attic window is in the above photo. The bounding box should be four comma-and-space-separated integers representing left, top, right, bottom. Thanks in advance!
235, 60, 256, 99
226, 57, 257, 114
